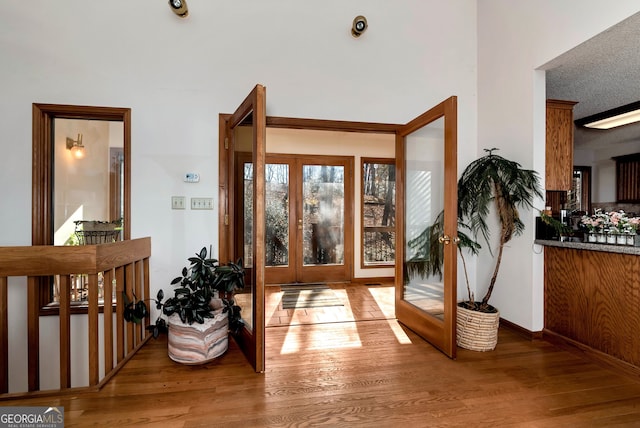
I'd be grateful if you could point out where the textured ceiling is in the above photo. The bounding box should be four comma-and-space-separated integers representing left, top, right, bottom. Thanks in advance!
545, 12, 640, 150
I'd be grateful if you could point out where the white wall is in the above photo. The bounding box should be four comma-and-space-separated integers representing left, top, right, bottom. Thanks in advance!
477, 1, 640, 330
0, 0, 477, 391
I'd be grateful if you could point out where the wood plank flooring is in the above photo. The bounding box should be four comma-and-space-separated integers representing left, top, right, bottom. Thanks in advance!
3, 285, 640, 426
266, 283, 395, 327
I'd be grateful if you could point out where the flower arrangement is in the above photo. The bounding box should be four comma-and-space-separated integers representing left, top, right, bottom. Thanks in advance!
609, 211, 627, 233
580, 209, 609, 233
581, 210, 640, 235
626, 216, 640, 234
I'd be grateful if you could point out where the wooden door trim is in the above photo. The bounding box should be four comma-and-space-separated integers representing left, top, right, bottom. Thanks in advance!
218, 113, 232, 264
266, 116, 398, 134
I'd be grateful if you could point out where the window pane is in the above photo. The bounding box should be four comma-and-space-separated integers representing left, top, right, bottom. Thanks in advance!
363, 230, 395, 264
363, 161, 396, 266
265, 163, 289, 266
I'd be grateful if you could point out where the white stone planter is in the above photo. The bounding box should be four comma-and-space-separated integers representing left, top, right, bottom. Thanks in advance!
457, 304, 500, 352
167, 305, 229, 365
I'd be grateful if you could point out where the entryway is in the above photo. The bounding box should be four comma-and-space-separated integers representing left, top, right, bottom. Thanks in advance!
260, 154, 354, 284
220, 85, 459, 372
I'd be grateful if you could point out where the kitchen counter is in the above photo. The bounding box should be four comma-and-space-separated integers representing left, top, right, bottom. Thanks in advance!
541, 240, 640, 374
535, 238, 640, 255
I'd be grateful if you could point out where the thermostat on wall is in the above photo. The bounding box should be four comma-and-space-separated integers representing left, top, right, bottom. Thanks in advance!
184, 172, 200, 183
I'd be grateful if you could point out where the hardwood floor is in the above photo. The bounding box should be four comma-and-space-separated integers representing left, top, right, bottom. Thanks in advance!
266, 282, 395, 327
4, 286, 640, 426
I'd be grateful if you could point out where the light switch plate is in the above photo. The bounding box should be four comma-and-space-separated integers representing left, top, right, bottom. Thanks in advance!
171, 196, 186, 210
191, 197, 213, 210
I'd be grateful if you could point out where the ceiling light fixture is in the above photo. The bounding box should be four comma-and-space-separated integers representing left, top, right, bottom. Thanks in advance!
575, 101, 640, 130
66, 133, 85, 159
168, 0, 188, 18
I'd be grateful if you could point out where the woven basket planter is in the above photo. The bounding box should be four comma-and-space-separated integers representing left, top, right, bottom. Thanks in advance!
457, 303, 500, 351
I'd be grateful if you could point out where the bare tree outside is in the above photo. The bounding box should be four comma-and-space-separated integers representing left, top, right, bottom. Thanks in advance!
363, 160, 396, 266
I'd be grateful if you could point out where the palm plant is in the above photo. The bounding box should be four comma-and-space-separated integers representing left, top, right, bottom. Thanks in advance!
407, 148, 542, 314
458, 148, 543, 311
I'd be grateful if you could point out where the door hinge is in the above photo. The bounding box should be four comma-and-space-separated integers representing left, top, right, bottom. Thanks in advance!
224, 214, 229, 226
224, 137, 229, 150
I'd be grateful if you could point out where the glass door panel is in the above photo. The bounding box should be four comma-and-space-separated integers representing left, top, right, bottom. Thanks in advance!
302, 165, 345, 267
395, 96, 457, 359
404, 118, 445, 317
297, 157, 352, 284
238, 126, 254, 331
264, 157, 296, 285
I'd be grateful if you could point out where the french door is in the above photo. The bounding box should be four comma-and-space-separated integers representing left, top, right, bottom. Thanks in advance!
224, 85, 266, 373
220, 88, 458, 366
395, 96, 458, 359
262, 155, 354, 285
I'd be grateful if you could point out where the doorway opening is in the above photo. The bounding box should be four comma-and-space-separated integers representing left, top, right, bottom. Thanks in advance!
219, 89, 459, 370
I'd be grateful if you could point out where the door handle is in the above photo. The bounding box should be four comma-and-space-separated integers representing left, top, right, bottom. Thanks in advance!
438, 235, 460, 245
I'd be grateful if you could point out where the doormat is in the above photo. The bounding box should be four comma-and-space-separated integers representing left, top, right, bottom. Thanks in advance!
280, 284, 344, 309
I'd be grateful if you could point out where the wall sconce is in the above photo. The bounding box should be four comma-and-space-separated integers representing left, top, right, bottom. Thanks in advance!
66, 134, 85, 159
168, 0, 189, 18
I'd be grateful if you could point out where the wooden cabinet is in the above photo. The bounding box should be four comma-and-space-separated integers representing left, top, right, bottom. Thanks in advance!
546, 99, 577, 190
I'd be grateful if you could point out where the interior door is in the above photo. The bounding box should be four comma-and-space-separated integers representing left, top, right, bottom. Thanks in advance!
227, 85, 266, 372
265, 155, 353, 285
395, 96, 458, 358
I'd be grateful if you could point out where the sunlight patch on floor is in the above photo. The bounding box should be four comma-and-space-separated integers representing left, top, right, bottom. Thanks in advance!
367, 286, 395, 318
280, 323, 363, 354
387, 319, 413, 344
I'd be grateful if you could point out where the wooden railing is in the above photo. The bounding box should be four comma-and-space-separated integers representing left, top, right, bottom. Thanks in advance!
0, 237, 151, 398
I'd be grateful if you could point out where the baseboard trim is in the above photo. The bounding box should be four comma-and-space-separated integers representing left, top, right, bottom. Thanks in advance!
351, 277, 394, 285
499, 318, 543, 341
543, 329, 640, 381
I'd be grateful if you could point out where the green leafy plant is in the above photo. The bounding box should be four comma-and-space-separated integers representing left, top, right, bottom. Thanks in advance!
540, 211, 571, 237
125, 246, 245, 338
123, 292, 148, 323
